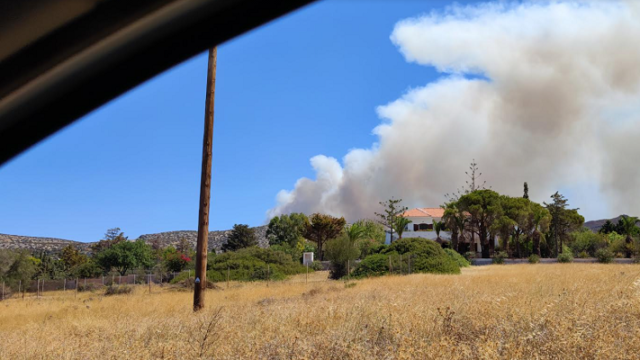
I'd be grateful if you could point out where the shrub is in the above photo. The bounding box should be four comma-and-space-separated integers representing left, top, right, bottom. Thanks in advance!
354, 238, 460, 278
595, 248, 614, 264
557, 252, 573, 263
492, 251, 508, 264
352, 253, 389, 278
463, 252, 476, 262
444, 249, 470, 267
578, 251, 589, 259
310, 261, 323, 271
325, 235, 360, 280
77, 283, 100, 292
528, 254, 540, 264
205, 247, 308, 282
104, 285, 133, 296
570, 229, 605, 257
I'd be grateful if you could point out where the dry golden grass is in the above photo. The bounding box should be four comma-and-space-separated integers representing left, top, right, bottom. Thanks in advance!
1, 264, 640, 359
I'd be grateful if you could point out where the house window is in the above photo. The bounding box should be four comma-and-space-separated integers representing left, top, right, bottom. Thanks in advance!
419, 223, 429, 231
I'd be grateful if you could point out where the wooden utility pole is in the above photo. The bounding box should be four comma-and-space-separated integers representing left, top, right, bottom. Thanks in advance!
194, 47, 217, 312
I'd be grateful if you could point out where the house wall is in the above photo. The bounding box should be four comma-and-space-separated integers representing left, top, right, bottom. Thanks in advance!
384, 215, 451, 244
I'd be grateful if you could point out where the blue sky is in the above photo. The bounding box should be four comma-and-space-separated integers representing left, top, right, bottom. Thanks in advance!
0, 1, 464, 242
3, 0, 629, 242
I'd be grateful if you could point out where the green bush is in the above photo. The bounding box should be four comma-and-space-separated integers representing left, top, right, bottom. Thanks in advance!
578, 251, 589, 259
203, 247, 308, 282
310, 260, 323, 271
463, 252, 476, 262
351, 253, 389, 278
444, 249, 470, 267
325, 235, 360, 280
557, 252, 573, 263
492, 251, 508, 264
528, 254, 540, 264
595, 248, 614, 263
354, 238, 460, 278
104, 285, 132, 296
570, 229, 605, 257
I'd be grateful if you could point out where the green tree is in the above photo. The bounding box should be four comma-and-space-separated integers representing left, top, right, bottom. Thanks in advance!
95, 239, 154, 275
598, 220, 615, 234
529, 203, 551, 257
325, 235, 360, 279
92, 227, 128, 253
60, 245, 88, 272
457, 190, 502, 258
344, 222, 366, 243
0, 250, 37, 291
433, 220, 444, 243
618, 216, 639, 257
544, 192, 584, 257
393, 217, 413, 240
501, 196, 531, 258
222, 224, 257, 252
442, 202, 467, 252
304, 213, 346, 261
266, 213, 309, 247
162, 246, 192, 272
375, 198, 408, 243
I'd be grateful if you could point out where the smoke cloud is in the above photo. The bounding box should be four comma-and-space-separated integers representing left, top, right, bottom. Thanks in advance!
268, 1, 640, 222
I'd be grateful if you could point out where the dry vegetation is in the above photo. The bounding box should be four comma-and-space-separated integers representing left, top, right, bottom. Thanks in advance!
1, 264, 640, 359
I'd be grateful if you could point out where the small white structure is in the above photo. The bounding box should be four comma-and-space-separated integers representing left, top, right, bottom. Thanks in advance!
303, 252, 314, 266
385, 207, 449, 244
385, 207, 483, 254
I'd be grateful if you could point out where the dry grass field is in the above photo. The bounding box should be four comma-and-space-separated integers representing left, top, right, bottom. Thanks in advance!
1, 264, 640, 359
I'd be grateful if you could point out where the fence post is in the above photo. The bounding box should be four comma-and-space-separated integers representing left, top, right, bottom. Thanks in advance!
111, 274, 114, 285
133, 274, 136, 285
306, 263, 309, 284
2, 281, 4, 301
347, 260, 350, 281
267, 265, 270, 287
36, 279, 39, 298
389, 256, 392, 273
64, 278, 66, 292
148, 274, 151, 294
75, 278, 78, 298
227, 266, 230, 289
18, 280, 21, 296
102, 276, 104, 286
119, 274, 122, 284
84, 278, 87, 288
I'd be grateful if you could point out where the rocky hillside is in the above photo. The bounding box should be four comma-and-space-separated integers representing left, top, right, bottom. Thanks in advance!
0, 226, 269, 255
0, 234, 92, 254
137, 226, 269, 252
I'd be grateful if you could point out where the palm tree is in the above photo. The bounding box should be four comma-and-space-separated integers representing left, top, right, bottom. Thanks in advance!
344, 222, 366, 243
619, 216, 639, 258
531, 205, 551, 257
433, 220, 444, 244
443, 202, 467, 252
393, 217, 412, 240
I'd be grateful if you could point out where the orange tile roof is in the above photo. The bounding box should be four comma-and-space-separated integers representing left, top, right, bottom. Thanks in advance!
402, 207, 445, 218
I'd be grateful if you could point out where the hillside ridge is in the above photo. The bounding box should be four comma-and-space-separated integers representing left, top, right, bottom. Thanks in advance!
0, 225, 269, 254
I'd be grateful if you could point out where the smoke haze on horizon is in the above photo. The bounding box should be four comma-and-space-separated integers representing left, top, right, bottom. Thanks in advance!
267, 1, 640, 222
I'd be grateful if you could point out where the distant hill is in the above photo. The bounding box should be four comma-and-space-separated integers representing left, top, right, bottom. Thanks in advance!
0, 226, 269, 255
0, 234, 92, 254
584, 215, 629, 233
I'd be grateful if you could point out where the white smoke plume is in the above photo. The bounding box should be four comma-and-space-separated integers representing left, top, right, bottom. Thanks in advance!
268, 1, 640, 222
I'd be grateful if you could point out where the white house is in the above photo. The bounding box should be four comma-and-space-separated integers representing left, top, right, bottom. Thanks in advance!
385, 207, 449, 244
385, 207, 483, 254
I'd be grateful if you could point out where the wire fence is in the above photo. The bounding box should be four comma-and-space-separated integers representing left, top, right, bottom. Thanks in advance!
0, 255, 424, 300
